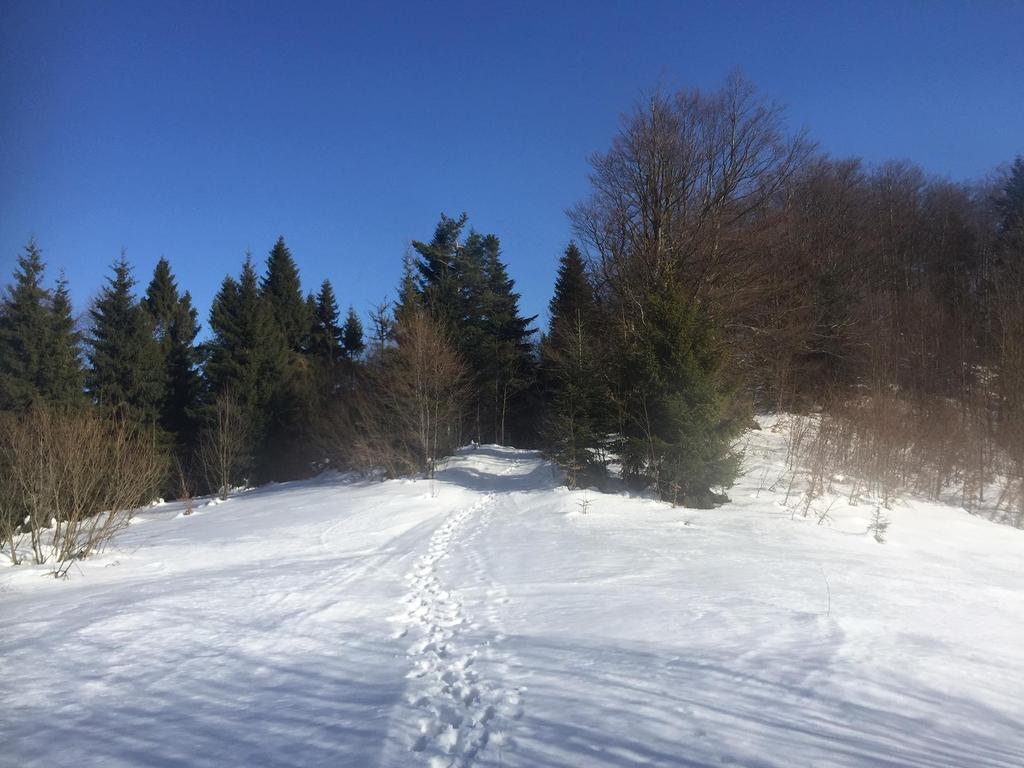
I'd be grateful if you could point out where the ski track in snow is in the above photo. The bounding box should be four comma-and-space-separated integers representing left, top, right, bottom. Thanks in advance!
397, 459, 524, 767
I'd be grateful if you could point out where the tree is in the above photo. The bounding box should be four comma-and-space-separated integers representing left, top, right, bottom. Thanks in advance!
410, 215, 537, 445
548, 243, 595, 332
261, 237, 307, 351
412, 212, 469, 332
206, 255, 287, 479
616, 279, 744, 506
568, 76, 800, 504
143, 258, 201, 447
570, 73, 810, 310
43, 274, 85, 404
354, 307, 468, 476
309, 279, 343, 366
198, 389, 251, 498
87, 257, 163, 420
0, 241, 84, 410
479, 234, 537, 445
342, 305, 365, 359
542, 243, 605, 486
0, 241, 50, 410
303, 292, 318, 353
394, 251, 422, 327
144, 258, 178, 328
249, 239, 321, 477
207, 256, 286, 404
368, 300, 393, 357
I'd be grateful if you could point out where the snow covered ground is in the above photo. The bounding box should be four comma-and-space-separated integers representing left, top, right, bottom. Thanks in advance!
2, 417, 1023, 767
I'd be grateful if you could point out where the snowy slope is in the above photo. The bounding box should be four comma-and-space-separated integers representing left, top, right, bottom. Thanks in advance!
2, 419, 1023, 767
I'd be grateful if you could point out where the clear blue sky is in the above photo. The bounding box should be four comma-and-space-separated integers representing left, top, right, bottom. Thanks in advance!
2, 0, 1022, 333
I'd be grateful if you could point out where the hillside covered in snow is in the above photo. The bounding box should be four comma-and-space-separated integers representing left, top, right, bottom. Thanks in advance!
2, 418, 1023, 768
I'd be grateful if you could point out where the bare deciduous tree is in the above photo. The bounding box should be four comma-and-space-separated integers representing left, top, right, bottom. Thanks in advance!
199, 389, 251, 499
354, 308, 469, 477
571, 72, 812, 314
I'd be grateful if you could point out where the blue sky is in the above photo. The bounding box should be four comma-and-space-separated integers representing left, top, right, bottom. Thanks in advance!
2, 0, 1022, 333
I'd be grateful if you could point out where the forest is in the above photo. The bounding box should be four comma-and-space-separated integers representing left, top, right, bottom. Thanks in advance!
2, 75, 1023, 573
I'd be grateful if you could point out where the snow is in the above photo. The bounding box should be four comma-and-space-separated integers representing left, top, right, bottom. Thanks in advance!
2, 418, 1023, 767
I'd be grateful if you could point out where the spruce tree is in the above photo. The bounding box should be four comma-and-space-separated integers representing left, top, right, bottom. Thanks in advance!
207, 256, 286, 438
87, 257, 163, 420
0, 242, 83, 409
479, 234, 537, 445
261, 237, 307, 351
412, 213, 469, 331
303, 293, 318, 354
542, 243, 604, 485
394, 252, 422, 326
144, 258, 177, 328
44, 274, 85, 404
342, 306, 365, 359
0, 241, 54, 409
548, 243, 594, 331
143, 258, 201, 446
616, 279, 743, 506
410, 214, 538, 444
454, 231, 490, 361
310, 280, 342, 365
210, 253, 316, 481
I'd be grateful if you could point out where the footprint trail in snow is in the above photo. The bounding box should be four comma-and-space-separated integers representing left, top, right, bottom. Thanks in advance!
397, 460, 525, 767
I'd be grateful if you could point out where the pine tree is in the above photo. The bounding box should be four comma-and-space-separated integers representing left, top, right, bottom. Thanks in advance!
144, 258, 177, 329
394, 252, 422, 326
207, 256, 286, 440
310, 280, 343, 365
261, 237, 307, 351
210, 253, 317, 482
0, 242, 85, 410
0, 241, 54, 409
454, 231, 490, 362
342, 305, 365, 359
44, 274, 85, 404
479, 234, 537, 445
143, 258, 201, 447
548, 243, 594, 332
413, 212, 469, 331
303, 293, 318, 354
616, 279, 743, 507
87, 257, 163, 419
542, 243, 605, 485
410, 214, 538, 445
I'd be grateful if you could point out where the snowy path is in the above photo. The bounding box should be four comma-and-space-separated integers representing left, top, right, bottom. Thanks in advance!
2, 428, 1024, 767
385, 457, 529, 767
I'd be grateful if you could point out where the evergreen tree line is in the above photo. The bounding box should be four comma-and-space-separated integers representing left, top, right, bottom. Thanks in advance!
0, 221, 541, 507
0, 237, 367, 504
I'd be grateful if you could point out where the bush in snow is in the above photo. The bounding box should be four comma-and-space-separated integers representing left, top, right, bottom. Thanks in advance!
0, 404, 165, 575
